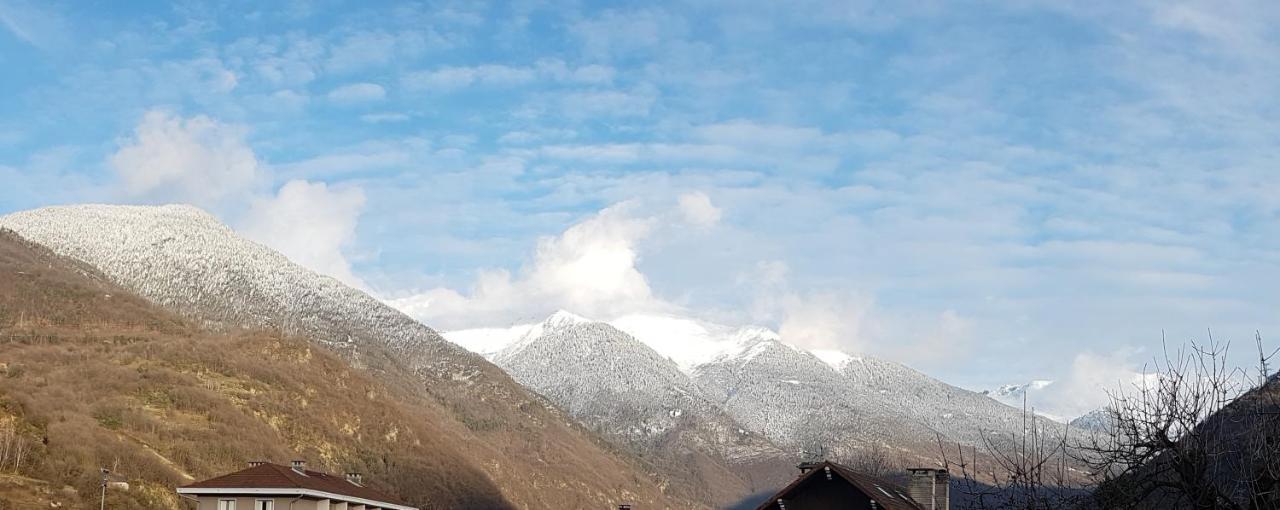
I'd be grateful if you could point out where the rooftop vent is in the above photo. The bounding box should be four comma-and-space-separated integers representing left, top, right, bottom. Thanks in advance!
345, 472, 363, 486
290, 460, 306, 475
248, 461, 266, 468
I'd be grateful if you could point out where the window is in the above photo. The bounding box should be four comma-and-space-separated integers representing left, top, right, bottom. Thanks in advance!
217, 500, 236, 510
255, 500, 275, 510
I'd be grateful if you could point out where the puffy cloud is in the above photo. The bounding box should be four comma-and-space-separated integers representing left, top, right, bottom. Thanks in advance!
1007, 350, 1154, 420
108, 110, 369, 288
110, 110, 262, 210
239, 180, 368, 289
389, 202, 673, 329
328, 82, 386, 103
678, 191, 722, 227
778, 292, 874, 353
743, 257, 972, 366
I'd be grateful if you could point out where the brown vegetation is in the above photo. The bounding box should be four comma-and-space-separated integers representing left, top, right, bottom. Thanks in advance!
0, 229, 690, 509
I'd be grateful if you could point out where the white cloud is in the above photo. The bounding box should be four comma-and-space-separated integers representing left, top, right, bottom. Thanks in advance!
1006, 350, 1156, 420
778, 292, 874, 353
389, 201, 672, 329
110, 110, 262, 210
678, 191, 722, 227
108, 110, 369, 288
328, 82, 387, 102
239, 180, 368, 289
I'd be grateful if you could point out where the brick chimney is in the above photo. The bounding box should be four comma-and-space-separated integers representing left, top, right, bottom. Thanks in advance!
907, 468, 949, 510
345, 472, 363, 485
290, 460, 306, 474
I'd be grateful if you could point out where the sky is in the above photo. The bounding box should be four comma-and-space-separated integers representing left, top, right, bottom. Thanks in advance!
1, 0, 1278, 412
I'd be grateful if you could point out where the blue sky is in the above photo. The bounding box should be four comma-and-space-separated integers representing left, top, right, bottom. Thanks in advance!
2, 0, 1277, 402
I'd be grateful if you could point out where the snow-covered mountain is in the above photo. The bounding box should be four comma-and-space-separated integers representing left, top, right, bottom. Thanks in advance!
0, 204, 470, 370
692, 333, 1061, 463
983, 380, 1054, 405
447, 311, 1073, 469
1068, 408, 1112, 432
492, 311, 774, 457
979, 379, 1100, 423
0, 204, 698, 509
487, 312, 792, 504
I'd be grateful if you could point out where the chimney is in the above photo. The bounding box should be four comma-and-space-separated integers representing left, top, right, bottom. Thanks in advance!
907, 468, 949, 510
290, 460, 306, 474
345, 472, 363, 486
248, 461, 266, 468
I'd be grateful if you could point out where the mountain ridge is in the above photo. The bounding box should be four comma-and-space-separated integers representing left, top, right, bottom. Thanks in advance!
489, 313, 795, 507
448, 310, 1079, 472
0, 205, 698, 509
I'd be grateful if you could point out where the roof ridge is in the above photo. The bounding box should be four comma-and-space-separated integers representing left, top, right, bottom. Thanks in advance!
180, 461, 411, 508
754, 460, 924, 510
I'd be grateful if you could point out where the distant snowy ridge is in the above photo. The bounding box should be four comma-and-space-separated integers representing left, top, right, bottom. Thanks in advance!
444, 311, 784, 369
447, 309, 1078, 465
982, 380, 1070, 421
481, 311, 792, 500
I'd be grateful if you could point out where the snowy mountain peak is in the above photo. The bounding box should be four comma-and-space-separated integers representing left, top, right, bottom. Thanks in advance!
985, 379, 1054, 401
731, 325, 781, 344
544, 309, 592, 328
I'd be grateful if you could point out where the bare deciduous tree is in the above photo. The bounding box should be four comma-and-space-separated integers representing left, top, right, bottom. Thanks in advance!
0, 422, 33, 473
936, 396, 1081, 510
1080, 335, 1280, 509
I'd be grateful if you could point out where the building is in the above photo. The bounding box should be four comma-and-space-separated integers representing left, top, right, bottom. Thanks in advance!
754, 461, 949, 510
177, 461, 418, 510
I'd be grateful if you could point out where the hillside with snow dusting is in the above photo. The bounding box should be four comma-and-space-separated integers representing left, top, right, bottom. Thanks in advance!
0, 204, 699, 509
0, 204, 465, 369
489, 311, 793, 505
448, 311, 1076, 469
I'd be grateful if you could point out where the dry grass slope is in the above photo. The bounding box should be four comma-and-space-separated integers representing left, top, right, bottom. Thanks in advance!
0, 229, 688, 509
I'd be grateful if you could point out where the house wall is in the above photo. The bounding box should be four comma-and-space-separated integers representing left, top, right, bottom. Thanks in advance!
195, 495, 330, 510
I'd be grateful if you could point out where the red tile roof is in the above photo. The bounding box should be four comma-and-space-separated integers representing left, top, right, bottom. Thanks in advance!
754, 461, 926, 510
179, 463, 414, 509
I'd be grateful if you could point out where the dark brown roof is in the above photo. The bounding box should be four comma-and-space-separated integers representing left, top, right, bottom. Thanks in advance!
755, 461, 925, 510
180, 463, 412, 508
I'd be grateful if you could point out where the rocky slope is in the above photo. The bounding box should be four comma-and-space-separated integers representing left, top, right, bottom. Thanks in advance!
0, 206, 695, 509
